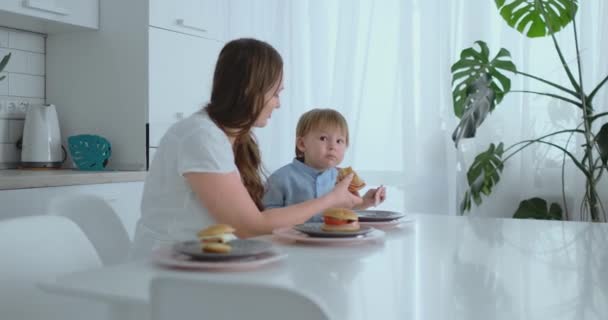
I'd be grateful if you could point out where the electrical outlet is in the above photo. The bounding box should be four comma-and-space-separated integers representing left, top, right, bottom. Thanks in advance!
0, 99, 30, 119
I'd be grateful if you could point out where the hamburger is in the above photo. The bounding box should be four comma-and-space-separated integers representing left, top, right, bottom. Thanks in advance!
337, 167, 366, 193
201, 242, 232, 254
321, 208, 360, 232
197, 224, 237, 244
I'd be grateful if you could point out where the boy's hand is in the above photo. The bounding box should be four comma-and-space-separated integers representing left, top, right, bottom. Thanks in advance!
355, 185, 387, 209
330, 173, 364, 209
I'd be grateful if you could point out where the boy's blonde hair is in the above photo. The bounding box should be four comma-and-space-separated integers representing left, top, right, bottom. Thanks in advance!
295, 108, 349, 159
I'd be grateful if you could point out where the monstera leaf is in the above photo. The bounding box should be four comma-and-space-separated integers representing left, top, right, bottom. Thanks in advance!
460, 143, 505, 213
451, 41, 516, 120
452, 74, 495, 146
495, 0, 578, 37
0, 53, 10, 81
597, 122, 608, 163
513, 197, 563, 220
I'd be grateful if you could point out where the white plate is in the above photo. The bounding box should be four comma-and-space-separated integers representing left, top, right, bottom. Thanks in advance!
151, 247, 286, 271
173, 239, 273, 261
293, 223, 373, 238
359, 216, 415, 229
273, 227, 385, 244
355, 210, 405, 222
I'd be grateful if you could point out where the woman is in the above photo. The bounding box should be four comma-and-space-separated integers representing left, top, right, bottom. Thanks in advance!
130, 38, 361, 258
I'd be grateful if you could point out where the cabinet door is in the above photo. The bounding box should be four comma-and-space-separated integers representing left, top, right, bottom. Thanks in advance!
148, 27, 222, 147
0, 0, 98, 30
0, 182, 144, 240
149, 0, 225, 41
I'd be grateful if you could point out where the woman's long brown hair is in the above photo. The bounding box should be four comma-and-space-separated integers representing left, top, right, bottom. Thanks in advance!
206, 38, 283, 210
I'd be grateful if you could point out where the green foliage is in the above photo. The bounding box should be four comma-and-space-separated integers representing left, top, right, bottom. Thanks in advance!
495, 0, 578, 37
0, 53, 10, 82
452, 0, 607, 221
513, 197, 563, 220
597, 123, 608, 163
451, 41, 516, 118
451, 74, 495, 146
460, 143, 504, 213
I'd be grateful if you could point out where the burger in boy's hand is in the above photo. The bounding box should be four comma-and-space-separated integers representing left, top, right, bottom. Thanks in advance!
197, 224, 237, 253
337, 166, 366, 194
321, 208, 360, 232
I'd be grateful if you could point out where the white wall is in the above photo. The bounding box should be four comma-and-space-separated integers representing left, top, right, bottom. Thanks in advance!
0, 27, 45, 167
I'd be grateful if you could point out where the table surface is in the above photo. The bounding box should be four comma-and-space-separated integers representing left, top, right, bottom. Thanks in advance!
41, 213, 608, 320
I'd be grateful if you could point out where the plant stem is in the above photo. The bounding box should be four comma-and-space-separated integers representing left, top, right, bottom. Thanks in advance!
560, 127, 583, 220
514, 70, 579, 98
510, 90, 582, 108
573, 19, 599, 221
499, 130, 589, 177
502, 129, 585, 154
590, 111, 608, 123
589, 74, 608, 102
539, 2, 582, 95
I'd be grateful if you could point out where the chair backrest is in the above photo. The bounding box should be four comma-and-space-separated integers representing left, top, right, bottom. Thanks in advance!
49, 193, 131, 265
150, 277, 332, 320
0, 215, 103, 320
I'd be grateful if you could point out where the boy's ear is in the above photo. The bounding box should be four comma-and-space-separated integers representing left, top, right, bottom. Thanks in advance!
296, 137, 306, 153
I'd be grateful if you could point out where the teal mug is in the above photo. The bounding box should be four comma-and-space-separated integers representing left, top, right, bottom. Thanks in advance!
67, 135, 112, 171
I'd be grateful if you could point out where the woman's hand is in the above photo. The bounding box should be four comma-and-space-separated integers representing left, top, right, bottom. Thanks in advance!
329, 173, 364, 208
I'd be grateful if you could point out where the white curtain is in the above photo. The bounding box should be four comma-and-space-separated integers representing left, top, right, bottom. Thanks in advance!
225, 0, 608, 218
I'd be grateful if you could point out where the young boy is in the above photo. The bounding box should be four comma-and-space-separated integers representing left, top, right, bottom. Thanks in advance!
263, 108, 386, 222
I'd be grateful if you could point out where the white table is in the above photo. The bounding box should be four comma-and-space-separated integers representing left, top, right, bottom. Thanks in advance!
40, 214, 608, 320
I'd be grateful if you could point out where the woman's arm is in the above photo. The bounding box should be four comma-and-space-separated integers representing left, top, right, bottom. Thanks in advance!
185, 171, 361, 238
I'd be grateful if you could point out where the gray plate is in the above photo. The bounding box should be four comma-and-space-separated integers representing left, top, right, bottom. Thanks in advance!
173, 239, 273, 261
293, 223, 373, 238
355, 210, 405, 222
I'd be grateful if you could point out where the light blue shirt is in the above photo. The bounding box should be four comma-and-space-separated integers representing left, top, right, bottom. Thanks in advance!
263, 158, 338, 222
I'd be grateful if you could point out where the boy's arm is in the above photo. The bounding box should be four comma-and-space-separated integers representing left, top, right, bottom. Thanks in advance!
262, 174, 287, 209
353, 185, 387, 210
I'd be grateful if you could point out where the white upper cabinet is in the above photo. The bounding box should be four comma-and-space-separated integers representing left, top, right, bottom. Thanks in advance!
0, 0, 99, 33
149, 0, 225, 41
148, 27, 222, 146
45, 0, 227, 170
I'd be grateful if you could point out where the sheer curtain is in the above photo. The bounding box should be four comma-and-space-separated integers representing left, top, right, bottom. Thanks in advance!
225, 0, 608, 217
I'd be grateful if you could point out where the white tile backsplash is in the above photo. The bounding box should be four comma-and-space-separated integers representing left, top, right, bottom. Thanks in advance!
0, 30, 8, 48
8, 119, 23, 143
0, 143, 20, 167
0, 27, 45, 168
8, 29, 45, 53
9, 74, 44, 98
2, 49, 45, 75
0, 73, 7, 95
0, 120, 9, 143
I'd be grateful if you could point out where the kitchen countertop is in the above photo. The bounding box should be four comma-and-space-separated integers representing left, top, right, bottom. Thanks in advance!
0, 169, 147, 190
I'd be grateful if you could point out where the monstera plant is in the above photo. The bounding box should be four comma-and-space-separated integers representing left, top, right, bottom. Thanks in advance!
451, 0, 608, 221
0, 53, 10, 81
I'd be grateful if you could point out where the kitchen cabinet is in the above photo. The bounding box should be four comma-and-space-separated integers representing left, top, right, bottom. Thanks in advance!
149, 0, 224, 41
45, 0, 227, 170
0, 0, 98, 33
0, 181, 144, 240
148, 27, 222, 146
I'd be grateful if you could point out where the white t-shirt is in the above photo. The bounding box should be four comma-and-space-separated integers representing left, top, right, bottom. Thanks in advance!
130, 110, 236, 259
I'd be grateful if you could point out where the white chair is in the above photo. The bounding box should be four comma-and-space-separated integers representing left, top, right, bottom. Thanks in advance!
49, 193, 131, 265
150, 277, 332, 320
0, 215, 105, 320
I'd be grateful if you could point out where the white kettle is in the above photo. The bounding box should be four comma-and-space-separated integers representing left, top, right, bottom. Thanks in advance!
21, 104, 64, 168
